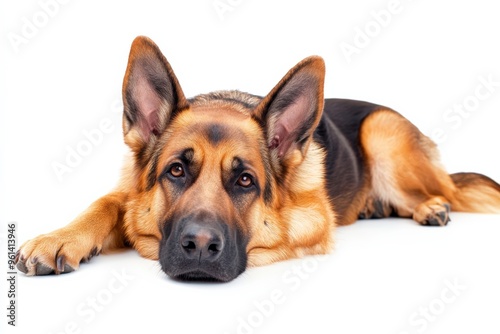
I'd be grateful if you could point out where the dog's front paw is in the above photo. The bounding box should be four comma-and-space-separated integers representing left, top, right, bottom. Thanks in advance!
15, 229, 101, 276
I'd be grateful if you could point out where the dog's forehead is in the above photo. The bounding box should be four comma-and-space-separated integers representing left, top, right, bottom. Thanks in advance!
171, 105, 262, 146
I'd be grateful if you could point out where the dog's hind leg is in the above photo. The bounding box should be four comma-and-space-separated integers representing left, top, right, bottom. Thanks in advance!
358, 197, 394, 219
15, 192, 128, 275
360, 109, 459, 226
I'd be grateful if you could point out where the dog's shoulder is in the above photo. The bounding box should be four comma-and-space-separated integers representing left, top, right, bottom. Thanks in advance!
314, 98, 388, 220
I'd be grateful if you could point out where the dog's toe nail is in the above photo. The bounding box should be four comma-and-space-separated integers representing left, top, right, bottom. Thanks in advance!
16, 261, 28, 274
425, 216, 439, 226
14, 250, 21, 264
35, 263, 54, 276
56, 255, 66, 273
63, 264, 75, 273
90, 247, 99, 257
84, 247, 100, 262
437, 211, 447, 222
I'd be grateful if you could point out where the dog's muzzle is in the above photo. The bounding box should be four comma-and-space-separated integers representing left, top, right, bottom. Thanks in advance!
159, 211, 247, 282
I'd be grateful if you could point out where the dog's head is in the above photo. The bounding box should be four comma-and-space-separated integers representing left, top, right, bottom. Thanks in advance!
122, 36, 325, 282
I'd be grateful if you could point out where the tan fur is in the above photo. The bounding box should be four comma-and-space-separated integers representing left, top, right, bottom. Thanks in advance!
359, 109, 500, 225
17, 192, 127, 275
16, 37, 499, 278
450, 173, 500, 213
246, 141, 335, 267
360, 110, 457, 222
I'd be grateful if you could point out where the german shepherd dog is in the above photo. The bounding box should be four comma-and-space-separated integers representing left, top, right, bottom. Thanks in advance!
15, 36, 500, 282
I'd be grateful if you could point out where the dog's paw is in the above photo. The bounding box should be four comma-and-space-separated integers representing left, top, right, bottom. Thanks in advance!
413, 202, 451, 227
15, 229, 101, 276
359, 198, 393, 219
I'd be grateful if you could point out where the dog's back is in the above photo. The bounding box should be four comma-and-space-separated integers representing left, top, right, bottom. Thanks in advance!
317, 99, 500, 225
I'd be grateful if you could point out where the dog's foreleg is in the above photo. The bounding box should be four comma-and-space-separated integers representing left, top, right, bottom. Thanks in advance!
15, 192, 128, 275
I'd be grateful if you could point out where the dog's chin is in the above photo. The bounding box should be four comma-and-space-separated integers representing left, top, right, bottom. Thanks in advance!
173, 270, 230, 283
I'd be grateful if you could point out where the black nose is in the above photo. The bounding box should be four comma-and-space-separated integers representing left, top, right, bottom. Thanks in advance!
180, 223, 224, 262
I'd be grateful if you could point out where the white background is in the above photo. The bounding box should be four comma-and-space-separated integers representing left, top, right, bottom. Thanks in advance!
1, 0, 500, 333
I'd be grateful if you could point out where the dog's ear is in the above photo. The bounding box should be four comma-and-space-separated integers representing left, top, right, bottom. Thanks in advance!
122, 36, 188, 153
252, 56, 325, 167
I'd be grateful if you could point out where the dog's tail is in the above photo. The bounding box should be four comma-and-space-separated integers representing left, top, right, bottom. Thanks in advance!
450, 172, 500, 213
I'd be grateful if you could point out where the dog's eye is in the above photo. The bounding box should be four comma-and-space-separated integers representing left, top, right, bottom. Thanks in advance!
236, 174, 254, 188
169, 163, 185, 178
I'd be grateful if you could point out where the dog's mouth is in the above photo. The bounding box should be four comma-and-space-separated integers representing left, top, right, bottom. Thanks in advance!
175, 270, 226, 283
163, 260, 246, 283
163, 259, 245, 282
